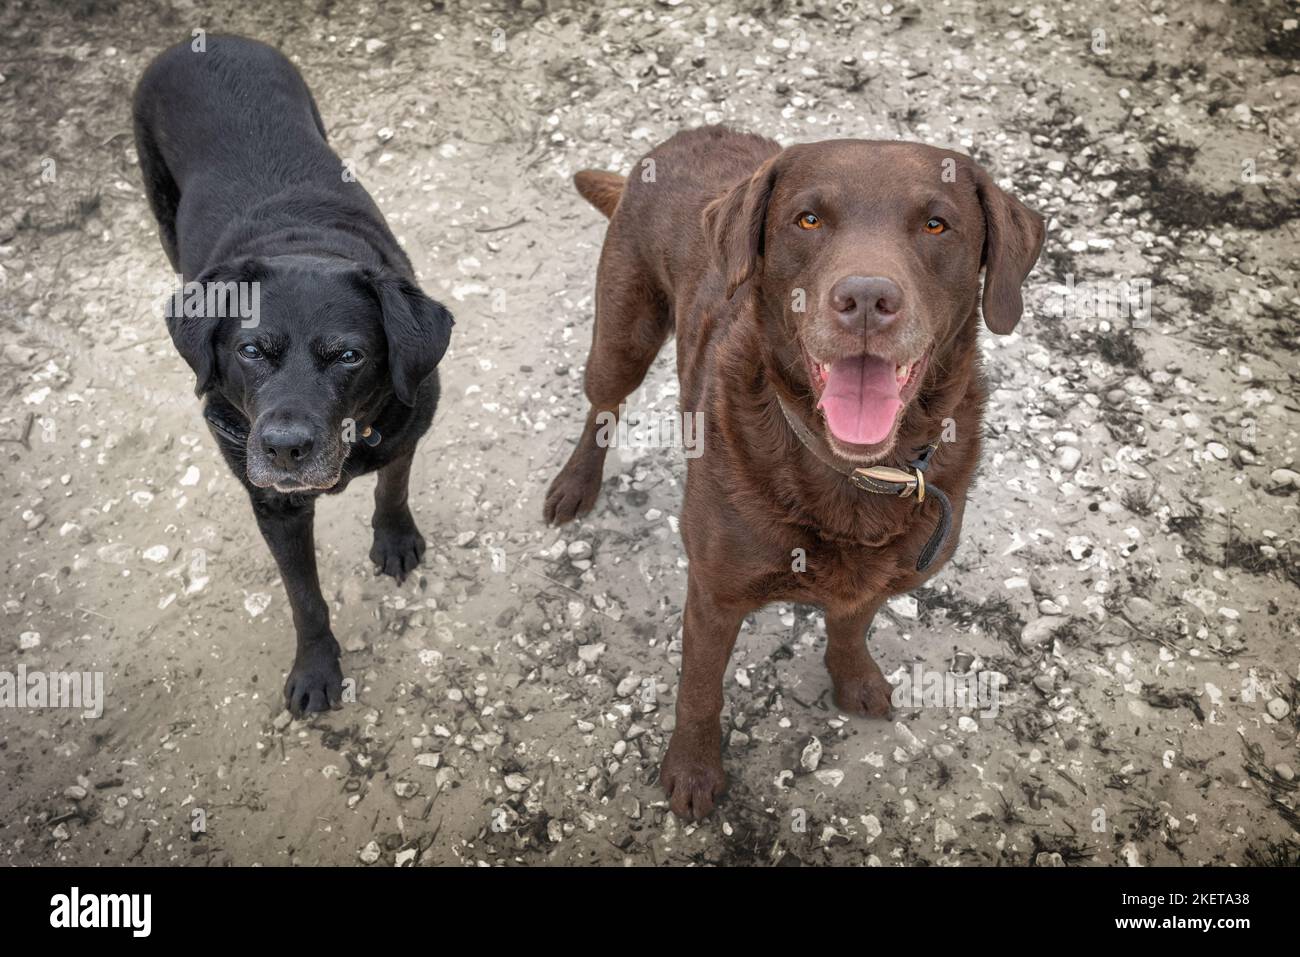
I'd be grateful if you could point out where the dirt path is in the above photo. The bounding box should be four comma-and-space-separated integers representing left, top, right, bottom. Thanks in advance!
1, 0, 1297, 866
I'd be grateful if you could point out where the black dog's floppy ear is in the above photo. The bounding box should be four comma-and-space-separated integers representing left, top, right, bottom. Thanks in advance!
973, 165, 1045, 335
367, 273, 454, 406
164, 257, 265, 397
703, 152, 781, 300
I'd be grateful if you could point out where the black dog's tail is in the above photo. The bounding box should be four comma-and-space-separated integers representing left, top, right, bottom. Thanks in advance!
573, 170, 625, 219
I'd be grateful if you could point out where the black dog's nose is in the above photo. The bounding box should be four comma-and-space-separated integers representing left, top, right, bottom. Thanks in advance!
262, 424, 315, 470
830, 276, 903, 333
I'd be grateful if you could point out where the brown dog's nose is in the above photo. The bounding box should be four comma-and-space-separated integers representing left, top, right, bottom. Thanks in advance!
262, 424, 315, 470
829, 276, 902, 333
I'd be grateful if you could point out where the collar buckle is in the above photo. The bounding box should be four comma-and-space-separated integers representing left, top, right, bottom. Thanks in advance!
851, 465, 925, 501
776, 394, 951, 572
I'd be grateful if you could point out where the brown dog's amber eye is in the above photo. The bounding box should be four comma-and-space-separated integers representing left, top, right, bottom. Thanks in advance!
797, 212, 822, 230
924, 217, 947, 234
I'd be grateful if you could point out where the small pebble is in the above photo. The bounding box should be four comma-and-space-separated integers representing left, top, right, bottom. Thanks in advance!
801, 737, 823, 772
1270, 468, 1300, 489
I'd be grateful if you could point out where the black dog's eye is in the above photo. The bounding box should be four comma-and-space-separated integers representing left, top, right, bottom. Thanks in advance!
338, 350, 364, 365
237, 343, 264, 360
924, 217, 948, 235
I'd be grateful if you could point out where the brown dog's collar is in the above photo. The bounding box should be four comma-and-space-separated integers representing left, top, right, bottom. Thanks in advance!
776, 395, 953, 572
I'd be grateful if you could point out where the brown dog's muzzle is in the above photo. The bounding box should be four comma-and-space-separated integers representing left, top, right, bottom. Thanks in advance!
799, 272, 932, 451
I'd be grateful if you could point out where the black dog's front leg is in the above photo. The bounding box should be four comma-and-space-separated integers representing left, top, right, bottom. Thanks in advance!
252, 497, 343, 716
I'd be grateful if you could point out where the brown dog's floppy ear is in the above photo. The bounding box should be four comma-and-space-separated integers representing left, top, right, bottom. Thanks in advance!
973, 167, 1045, 335
366, 272, 455, 407
165, 257, 265, 397
703, 153, 780, 299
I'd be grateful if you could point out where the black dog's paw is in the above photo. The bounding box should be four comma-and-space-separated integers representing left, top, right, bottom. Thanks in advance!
283, 640, 344, 717
370, 521, 426, 584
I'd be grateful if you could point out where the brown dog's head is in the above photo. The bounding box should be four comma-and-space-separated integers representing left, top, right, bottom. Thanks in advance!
704, 140, 1044, 462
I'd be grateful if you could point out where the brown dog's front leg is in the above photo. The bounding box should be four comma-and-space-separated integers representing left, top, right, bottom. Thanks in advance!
661, 573, 747, 820
824, 597, 895, 718
543, 406, 613, 525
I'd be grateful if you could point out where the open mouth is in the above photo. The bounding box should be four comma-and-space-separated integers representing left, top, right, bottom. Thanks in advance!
806, 348, 930, 449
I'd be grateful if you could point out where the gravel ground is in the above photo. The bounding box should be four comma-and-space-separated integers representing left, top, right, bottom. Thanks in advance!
1, 0, 1298, 866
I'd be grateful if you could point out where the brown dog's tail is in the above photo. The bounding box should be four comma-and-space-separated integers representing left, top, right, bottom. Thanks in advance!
574, 170, 625, 218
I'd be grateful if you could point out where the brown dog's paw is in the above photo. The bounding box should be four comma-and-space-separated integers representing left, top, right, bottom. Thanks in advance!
543, 459, 602, 525
832, 671, 896, 719
370, 522, 426, 584
661, 737, 727, 820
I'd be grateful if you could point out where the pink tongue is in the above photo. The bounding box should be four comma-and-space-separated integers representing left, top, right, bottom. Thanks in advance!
817, 355, 902, 445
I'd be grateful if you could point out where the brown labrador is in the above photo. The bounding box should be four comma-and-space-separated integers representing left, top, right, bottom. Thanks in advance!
545, 126, 1044, 819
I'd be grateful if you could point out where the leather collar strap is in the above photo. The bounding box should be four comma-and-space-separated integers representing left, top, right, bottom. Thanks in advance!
776, 396, 953, 572
203, 409, 381, 447
203, 409, 251, 444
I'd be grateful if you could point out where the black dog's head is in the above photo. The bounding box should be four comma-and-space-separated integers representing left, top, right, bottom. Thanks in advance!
166, 256, 453, 493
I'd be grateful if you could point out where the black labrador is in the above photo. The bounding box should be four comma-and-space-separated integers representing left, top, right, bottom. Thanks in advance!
133, 35, 454, 716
